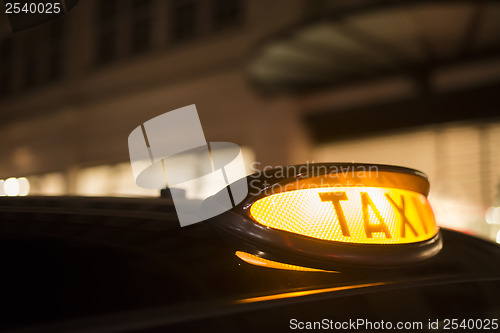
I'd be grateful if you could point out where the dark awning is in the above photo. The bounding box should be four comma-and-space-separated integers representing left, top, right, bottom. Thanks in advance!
247, 1, 500, 94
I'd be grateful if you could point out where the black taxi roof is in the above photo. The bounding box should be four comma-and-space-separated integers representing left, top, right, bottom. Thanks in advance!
1, 195, 500, 332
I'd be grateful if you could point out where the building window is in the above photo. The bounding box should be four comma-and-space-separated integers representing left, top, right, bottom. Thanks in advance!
23, 55, 37, 90
47, 19, 65, 81
211, 0, 243, 30
95, 0, 119, 65
170, 0, 198, 43
0, 39, 13, 98
130, 0, 153, 54
48, 49, 63, 82
96, 29, 117, 64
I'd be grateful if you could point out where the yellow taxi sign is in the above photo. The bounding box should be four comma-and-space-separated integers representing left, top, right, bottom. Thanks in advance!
249, 186, 438, 245
211, 164, 442, 266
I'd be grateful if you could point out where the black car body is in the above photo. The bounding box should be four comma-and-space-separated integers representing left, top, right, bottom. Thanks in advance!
1, 166, 500, 332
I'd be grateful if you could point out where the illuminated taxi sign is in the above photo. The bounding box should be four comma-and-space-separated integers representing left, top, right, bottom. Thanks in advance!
249, 186, 438, 245
210, 164, 442, 266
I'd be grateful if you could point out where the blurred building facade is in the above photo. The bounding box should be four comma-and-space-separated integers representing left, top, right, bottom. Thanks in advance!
1, 0, 500, 240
